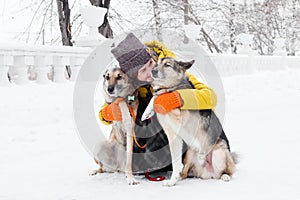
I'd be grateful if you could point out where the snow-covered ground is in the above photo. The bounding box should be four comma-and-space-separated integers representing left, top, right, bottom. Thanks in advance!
1, 69, 300, 200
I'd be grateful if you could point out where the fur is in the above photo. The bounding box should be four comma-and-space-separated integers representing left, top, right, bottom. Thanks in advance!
91, 68, 139, 185
142, 57, 236, 186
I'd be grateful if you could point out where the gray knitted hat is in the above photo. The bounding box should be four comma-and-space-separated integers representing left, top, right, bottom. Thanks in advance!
111, 33, 151, 77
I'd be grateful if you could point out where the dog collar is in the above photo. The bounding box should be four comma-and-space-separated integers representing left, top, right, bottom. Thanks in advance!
127, 95, 135, 101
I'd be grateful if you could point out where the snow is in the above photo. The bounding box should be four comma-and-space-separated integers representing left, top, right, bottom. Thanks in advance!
1, 69, 300, 200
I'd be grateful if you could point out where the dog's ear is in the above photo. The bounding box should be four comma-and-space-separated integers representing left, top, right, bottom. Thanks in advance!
102, 69, 108, 79
177, 60, 195, 70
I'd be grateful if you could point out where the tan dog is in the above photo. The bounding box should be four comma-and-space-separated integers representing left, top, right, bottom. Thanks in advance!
91, 68, 139, 185
142, 57, 236, 186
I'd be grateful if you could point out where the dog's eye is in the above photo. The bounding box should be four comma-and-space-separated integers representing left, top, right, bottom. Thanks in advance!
105, 75, 110, 80
164, 63, 172, 68
116, 74, 122, 80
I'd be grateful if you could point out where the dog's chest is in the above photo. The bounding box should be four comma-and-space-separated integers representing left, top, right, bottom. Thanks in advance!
156, 110, 205, 148
113, 121, 127, 143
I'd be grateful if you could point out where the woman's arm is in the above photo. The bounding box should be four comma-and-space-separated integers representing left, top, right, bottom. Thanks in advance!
177, 72, 217, 110
98, 103, 113, 125
153, 72, 217, 114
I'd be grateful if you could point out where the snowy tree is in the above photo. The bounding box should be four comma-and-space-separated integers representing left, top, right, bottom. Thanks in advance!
152, 0, 162, 41
245, 0, 280, 55
161, 0, 222, 52
56, 0, 73, 78
286, 0, 300, 55
229, 0, 237, 54
56, 0, 72, 46
13, 0, 84, 45
7, 0, 300, 55
264, 0, 275, 54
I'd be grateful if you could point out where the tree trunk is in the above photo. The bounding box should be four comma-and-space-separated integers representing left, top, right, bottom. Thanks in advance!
152, 0, 162, 41
229, 0, 237, 54
281, 0, 289, 54
56, 0, 72, 46
183, 0, 190, 43
289, 0, 298, 56
264, 0, 274, 55
89, 0, 113, 38
244, 0, 249, 33
56, 0, 72, 79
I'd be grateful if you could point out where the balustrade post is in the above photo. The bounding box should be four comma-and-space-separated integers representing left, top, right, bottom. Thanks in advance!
34, 55, 51, 84
70, 57, 85, 81
11, 56, 33, 85
52, 56, 69, 83
0, 44, 91, 85
0, 55, 13, 85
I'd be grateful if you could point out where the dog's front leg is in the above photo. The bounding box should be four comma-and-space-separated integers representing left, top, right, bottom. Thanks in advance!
142, 89, 169, 121
125, 132, 139, 185
119, 101, 139, 185
163, 131, 183, 187
141, 96, 156, 121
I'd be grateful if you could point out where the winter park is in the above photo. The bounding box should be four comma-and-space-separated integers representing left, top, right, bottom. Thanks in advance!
1, 0, 300, 199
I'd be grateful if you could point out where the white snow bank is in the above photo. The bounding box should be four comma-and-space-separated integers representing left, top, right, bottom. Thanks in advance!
0, 69, 300, 199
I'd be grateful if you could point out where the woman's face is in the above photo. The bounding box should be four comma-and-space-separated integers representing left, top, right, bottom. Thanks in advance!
137, 58, 156, 82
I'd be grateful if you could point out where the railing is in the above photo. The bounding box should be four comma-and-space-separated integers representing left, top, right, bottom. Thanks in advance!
209, 54, 300, 77
0, 43, 91, 85
1, 43, 300, 86
0, 6, 108, 86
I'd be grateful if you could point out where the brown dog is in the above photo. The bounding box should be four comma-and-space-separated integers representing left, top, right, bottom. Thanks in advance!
91, 68, 139, 185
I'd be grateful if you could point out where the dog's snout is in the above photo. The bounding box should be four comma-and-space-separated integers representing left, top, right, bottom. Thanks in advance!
107, 85, 114, 94
151, 69, 158, 77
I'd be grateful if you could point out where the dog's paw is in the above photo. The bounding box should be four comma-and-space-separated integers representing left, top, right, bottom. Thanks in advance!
89, 170, 100, 176
141, 110, 155, 121
141, 98, 155, 121
180, 171, 188, 180
126, 177, 139, 185
220, 174, 231, 182
163, 179, 177, 187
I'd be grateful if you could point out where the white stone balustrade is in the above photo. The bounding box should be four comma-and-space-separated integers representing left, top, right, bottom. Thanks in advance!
0, 44, 91, 85
181, 28, 299, 76
0, 43, 299, 86
209, 54, 299, 77
0, 6, 107, 86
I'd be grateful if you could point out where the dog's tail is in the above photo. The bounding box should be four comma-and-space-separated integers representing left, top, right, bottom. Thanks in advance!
231, 152, 239, 164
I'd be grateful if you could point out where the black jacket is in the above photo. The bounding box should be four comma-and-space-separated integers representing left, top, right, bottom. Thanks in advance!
131, 85, 230, 174
132, 85, 172, 174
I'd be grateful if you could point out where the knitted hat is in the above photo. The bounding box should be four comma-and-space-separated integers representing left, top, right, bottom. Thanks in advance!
111, 33, 151, 77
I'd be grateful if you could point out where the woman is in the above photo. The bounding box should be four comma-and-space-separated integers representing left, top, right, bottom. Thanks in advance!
98, 33, 229, 176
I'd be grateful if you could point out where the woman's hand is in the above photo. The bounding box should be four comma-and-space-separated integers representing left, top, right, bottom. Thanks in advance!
102, 98, 123, 121
153, 91, 182, 114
